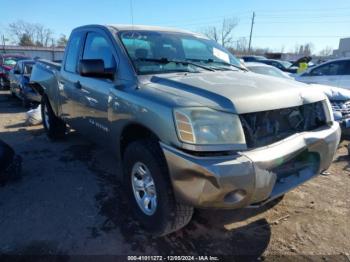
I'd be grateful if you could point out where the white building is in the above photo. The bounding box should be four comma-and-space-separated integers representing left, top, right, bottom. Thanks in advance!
333, 38, 350, 58
0, 45, 65, 61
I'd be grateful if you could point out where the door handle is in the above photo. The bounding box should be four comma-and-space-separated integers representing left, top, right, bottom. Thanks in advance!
74, 81, 82, 89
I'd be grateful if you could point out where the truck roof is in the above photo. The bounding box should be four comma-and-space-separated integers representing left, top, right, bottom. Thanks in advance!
108, 24, 205, 36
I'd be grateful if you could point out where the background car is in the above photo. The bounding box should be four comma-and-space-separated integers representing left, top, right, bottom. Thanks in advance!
257, 59, 298, 73
9, 59, 40, 107
0, 54, 30, 89
245, 62, 293, 79
241, 55, 266, 62
246, 62, 350, 136
295, 58, 350, 90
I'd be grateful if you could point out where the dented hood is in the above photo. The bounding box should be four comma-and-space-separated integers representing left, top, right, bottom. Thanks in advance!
141, 71, 326, 114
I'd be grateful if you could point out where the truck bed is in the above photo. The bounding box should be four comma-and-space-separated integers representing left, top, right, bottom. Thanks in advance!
30, 59, 62, 115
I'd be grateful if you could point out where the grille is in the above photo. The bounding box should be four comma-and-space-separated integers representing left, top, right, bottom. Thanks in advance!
240, 101, 327, 148
331, 100, 350, 120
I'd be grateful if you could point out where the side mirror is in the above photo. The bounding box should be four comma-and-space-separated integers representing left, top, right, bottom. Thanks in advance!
79, 59, 114, 79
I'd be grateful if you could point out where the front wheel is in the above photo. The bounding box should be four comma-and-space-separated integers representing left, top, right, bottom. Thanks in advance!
41, 96, 67, 140
123, 139, 193, 237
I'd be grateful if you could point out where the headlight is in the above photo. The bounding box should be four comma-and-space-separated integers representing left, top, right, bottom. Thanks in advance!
174, 107, 245, 145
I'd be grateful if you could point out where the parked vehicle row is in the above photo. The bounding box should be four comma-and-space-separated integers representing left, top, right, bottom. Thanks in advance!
241, 55, 350, 91
9, 59, 41, 107
0, 54, 42, 107
245, 62, 350, 136
29, 24, 341, 237
0, 54, 30, 89
295, 58, 350, 90
241, 55, 298, 73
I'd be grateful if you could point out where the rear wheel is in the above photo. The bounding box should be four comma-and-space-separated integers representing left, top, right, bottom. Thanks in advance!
41, 96, 66, 140
123, 139, 193, 237
22, 97, 31, 108
0, 78, 5, 89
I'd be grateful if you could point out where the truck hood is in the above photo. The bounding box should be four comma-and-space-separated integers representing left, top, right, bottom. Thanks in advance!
309, 84, 350, 101
140, 71, 326, 114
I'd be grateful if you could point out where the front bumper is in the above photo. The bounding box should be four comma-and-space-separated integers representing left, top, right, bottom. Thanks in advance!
161, 122, 341, 209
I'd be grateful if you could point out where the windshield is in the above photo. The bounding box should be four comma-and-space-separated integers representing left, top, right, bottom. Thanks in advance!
118, 30, 241, 75
248, 66, 290, 79
279, 60, 292, 68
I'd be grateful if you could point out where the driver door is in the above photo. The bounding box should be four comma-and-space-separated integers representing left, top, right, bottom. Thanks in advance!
76, 31, 117, 145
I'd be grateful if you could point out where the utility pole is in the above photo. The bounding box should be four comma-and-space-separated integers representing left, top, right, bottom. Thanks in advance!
2, 35, 6, 53
51, 38, 55, 61
248, 12, 255, 53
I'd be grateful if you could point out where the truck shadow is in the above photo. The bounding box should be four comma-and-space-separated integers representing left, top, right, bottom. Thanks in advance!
93, 169, 272, 258
0, 91, 27, 114
54, 132, 272, 257
0, 106, 271, 257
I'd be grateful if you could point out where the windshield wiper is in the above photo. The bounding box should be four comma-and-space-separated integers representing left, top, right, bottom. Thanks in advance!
187, 58, 248, 72
136, 57, 215, 72
206, 59, 248, 72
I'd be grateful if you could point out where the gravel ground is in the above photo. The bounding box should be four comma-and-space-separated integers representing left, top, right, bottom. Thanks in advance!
0, 90, 349, 260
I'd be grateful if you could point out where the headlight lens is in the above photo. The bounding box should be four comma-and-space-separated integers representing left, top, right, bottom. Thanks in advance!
174, 107, 245, 145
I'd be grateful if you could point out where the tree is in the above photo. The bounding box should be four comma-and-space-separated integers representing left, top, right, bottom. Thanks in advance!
56, 34, 68, 47
319, 46, 333, 57
19, 33, 34, 46
202, 18, 238, 47
293, 43, 314, 56
8, 20, 54, 47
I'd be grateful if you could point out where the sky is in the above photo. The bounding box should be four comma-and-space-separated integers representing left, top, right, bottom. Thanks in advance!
0, 0, 349, 53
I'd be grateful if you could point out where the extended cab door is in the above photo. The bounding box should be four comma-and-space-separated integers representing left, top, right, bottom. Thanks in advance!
73, 30, 117, 144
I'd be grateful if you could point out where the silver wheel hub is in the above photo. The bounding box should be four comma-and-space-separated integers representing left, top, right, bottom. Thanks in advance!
131, 162, 157, 216
44, 104, 50, 129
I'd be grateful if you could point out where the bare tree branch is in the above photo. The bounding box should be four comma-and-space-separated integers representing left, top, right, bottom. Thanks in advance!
201, 18, 238, 47
8, 20, 54, 47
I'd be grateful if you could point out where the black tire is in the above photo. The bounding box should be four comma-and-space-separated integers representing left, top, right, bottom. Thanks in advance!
123, 139, 193, 237
0, 77, 5, 89
22, 97, 31, 108
41, 96, 66, 140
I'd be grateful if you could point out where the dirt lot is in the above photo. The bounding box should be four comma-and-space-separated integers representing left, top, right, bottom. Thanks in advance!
0, 90, 349, 260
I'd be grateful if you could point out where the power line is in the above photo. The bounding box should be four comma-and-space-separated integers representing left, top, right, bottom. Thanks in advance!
252, 35, 348, 38
129, 0, 134, 25
255, 20, 350, 24
154, 6, 350, 26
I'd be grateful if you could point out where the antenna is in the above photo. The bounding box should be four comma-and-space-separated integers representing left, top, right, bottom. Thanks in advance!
130, 0, 134, 26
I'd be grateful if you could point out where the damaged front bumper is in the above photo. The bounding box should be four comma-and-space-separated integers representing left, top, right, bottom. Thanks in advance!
161, 122, 341, 209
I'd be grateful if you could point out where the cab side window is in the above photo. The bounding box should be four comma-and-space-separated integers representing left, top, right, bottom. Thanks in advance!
310, 61, 346, 76
64, 32, 83, 73
82, 32, 116, 70
13, 63, 20, 74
